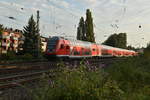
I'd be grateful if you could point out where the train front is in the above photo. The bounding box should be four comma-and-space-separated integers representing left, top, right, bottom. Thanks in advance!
45, 36, 70, 58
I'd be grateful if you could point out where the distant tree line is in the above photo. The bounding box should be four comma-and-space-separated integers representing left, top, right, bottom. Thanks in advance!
77, 9, 95, 43
144, 43, 150, 59
103, 33, 127, 49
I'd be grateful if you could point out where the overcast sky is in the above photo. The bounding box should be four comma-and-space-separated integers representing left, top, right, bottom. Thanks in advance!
0, 0, 150, 47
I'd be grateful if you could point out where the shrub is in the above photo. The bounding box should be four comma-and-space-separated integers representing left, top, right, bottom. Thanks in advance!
144, 43, 150, 59
21, 53, 33, 60
31, 56, 150, 100
0, 51, 16, 60
32, 64, 123, 100
106, 57, 150, 100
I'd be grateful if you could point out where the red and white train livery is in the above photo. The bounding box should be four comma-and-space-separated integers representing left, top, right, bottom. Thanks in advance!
45, 36, 137, 58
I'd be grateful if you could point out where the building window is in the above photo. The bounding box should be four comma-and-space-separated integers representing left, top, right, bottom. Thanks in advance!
66, 46, 70, 49
4, 39, 6, 42
3, 46, 6, 50
92, 49, 96, 51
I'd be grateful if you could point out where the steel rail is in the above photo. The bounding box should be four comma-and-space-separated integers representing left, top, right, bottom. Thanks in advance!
0, 70, 51, 90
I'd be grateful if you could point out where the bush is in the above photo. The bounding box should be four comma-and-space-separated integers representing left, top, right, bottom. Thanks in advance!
32, 64, 123, 100
30, 56, 150, 100
21, 53, 33, 60
0, 51, 16, 60
144, 43, 150, 59
106, 57, 150, 100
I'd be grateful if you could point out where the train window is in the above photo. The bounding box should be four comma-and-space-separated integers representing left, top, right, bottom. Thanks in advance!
66, 46, 70, 49
4, 39, 6, 42
74, 51, 79, 55
113, 51, 117, 54
60, 44, 64, 49
92, 49, 96, 51
85, 51, 91, 55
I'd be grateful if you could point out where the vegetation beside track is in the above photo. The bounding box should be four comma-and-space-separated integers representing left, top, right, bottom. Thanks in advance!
0, 52, 47, 64
30, 55, 150, 100
2, 45, 150, 100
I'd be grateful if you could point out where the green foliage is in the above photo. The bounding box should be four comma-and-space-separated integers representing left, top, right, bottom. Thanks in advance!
32, 64, 123, 100
23, 15, 41, 58
85, 9, 95, 43
0, 24, 4, 44
127, 45, 136, 50
144, 43, 150, 59
103, 33, 127, 48
0, 52, 34, 61
21, 53, 34, 60
0, 24, 4, 32
29, 53, 150, 100
77, 17, 86, 41
103, 33, 118, 47
106, 57, 150, 100
0, 51, 16, 60
77, 9, 95, 42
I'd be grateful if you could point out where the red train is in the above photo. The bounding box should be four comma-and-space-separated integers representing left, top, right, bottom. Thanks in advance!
45, 36, 137, 58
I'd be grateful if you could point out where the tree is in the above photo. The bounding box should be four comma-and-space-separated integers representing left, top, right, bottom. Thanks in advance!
117, 33, 127, 48
0, 24, 3, 38
22, 15, 41, 57
127, 45, 136, 50
77, 17, 86, 41
76, 9, 95, 42
0, 24, 4, 32
103, 33, 127, 48
85, 9, 95, 43
144, 43, 150, 59
0, 24, 4, 55
103, 34, 118, 47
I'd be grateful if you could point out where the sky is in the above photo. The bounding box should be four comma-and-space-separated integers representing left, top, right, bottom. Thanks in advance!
0, 0, 150, 47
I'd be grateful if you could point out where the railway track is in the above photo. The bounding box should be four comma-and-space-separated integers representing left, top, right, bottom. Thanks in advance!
0, 57, 126, 75
0, 61, 58, 90
0, 70, 52, 90
0, 61, 57, 75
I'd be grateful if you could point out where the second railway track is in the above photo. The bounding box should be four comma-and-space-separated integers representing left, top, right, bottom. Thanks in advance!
0, 70, 53, 90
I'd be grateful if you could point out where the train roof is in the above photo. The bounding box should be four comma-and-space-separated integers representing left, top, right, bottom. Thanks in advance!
49, 36, 136, 52
101, 44, 135, 52
50, 36, 93, 47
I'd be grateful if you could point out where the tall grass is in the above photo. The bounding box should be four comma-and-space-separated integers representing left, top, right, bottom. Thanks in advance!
32, 62, 123, 100
106, 56, 150, 100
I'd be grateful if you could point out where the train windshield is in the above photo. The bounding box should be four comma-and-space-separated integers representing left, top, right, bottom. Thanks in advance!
47, 37, 59, 50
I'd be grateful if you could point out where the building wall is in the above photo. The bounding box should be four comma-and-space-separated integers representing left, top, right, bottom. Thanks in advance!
0, 30, 48, 54
0, 31, 23, 54
41, 37, 47, 52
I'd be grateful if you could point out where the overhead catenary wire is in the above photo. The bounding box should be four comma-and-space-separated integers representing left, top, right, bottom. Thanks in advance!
109, 0, 127, 33
1, 0, 80, 36
46, 0, 79, 27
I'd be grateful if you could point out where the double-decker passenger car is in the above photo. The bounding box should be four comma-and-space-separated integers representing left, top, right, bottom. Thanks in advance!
45, 36, 137, 58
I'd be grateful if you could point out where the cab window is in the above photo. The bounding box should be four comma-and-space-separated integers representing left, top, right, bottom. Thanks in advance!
66, 46, 70, 49
60, 44, 64, 49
